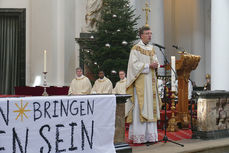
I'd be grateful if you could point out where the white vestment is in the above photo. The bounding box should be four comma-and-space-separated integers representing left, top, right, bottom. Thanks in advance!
126, 40, 160, 143
68, 75, 92, 95
91, 76, 113, 94
112, 78, 127, 94
128, 89, 158, 143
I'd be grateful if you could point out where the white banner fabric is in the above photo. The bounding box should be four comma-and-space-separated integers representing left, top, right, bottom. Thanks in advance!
0, 95, 116, 153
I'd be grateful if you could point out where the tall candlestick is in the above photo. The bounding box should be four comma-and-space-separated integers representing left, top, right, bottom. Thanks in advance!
42, 72, 48, 96
44, 50, 47, 72
171, 56, 176, 91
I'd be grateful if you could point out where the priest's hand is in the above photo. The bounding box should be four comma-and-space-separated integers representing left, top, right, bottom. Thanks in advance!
150, 62, 158, 69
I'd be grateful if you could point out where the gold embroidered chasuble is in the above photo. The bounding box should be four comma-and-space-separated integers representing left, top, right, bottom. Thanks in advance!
125, 40, 161, 123
112, 78, 127, 94
91, 76, 113, 94
68, 75, 92, 95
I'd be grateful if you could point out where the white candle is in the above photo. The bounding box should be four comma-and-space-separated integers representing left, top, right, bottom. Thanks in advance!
44, 50, 47, 72
171, 56, 176, 91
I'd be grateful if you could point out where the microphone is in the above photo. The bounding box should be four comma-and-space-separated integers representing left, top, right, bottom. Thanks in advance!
172, 45, 186, 52
172, 45, 179, 50
153, 43, 166, 49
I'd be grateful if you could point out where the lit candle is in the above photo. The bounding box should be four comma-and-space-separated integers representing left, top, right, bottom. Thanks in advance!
171, 56, 176, 91
44, 50, 47, 72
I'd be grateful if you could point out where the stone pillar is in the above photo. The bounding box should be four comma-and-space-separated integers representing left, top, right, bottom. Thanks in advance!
204, 0, 211, 75
75, 0, 87, 68
211, 0, 229, 90
129, 0, 135, 8
56, 0, 65, 86
148, 0, 165, 75
30, 0, 59, 86
191, 0, 206, 86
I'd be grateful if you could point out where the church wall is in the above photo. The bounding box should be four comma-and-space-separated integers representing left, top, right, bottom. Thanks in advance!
134, 0, 165, 75
164, 0, 211, 86
1, 0, 211, 87
62, 0, 87, 85
64, 0, 77, 85
30, 0, 86, 86
148, 0, 165, 75
132, 0, 144, 30
204, 0, 211, 76
74, 0, 87, 81
0, 0, 86, 87
191, 0, 206, 86
30, 0, 59, 86
173, 0, 194, 54
164, 0, 176, 60
0, 0, 31, 85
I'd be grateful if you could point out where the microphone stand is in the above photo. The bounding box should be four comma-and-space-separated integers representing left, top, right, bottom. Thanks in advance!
158, 47, 177, 80
155, 46, 184, 147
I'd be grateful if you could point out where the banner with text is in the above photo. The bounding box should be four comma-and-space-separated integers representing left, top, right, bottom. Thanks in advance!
0, 95, 116, 153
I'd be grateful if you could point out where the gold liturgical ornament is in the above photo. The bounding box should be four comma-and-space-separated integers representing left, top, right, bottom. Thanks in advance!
142, 2, 150, 27
176, 53, 200, 129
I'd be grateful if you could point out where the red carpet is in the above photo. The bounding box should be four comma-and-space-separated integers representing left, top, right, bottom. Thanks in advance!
125, 128, 192, 146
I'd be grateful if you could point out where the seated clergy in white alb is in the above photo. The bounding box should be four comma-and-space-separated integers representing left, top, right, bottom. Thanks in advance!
91, 70, 113, 94
112, 70, 127, 94
68, 67, 92, 95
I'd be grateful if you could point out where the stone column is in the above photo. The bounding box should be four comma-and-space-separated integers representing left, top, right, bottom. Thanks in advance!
56, 0, 65, 86
211, 0, 229, 90
148, 0, 165, 75
129, 0, 135, 8
75, 0, 87, 68
191, 0, 206, 86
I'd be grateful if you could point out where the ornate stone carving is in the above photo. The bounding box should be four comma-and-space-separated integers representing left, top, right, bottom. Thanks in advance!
194, 91, 229, 139
84, 0, 103, 32
216, 98, 228, 130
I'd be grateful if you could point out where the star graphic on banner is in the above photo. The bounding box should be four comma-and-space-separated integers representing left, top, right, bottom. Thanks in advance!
13, 100, 31, 122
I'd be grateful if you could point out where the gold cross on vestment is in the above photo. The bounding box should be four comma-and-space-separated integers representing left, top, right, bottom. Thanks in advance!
142, 2, 151, 27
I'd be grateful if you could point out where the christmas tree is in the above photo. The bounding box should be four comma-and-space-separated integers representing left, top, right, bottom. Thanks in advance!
83, 0, 139, 84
